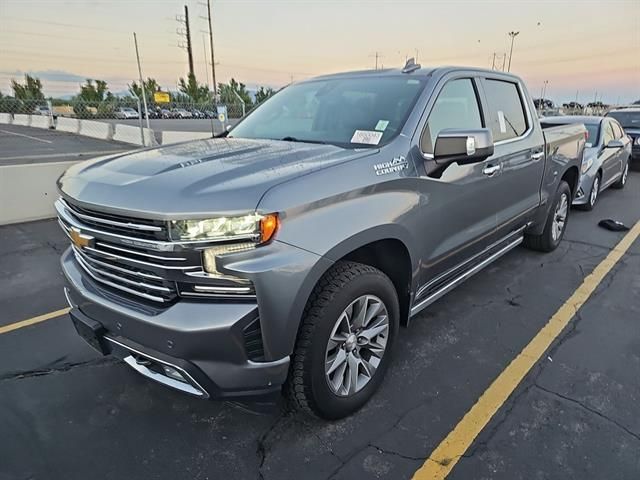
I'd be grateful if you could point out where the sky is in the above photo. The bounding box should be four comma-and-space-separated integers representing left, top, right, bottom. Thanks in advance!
1, 0, 639, 104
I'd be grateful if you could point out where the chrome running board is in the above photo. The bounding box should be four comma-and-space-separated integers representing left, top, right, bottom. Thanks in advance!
410, 235, 524, 317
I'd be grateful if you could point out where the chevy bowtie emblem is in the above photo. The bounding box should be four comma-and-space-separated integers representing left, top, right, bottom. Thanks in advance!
70, 227, 95, 249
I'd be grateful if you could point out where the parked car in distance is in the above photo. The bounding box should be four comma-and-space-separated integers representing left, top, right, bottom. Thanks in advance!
57, 64, 585, 419
33, 105, 52, 116
541, 116, 631, 210
172, 108, 193, 119
114, 107, 139, 120
606, 107, 640, 166
190, 109, 206, 119
160, 108, 173, 119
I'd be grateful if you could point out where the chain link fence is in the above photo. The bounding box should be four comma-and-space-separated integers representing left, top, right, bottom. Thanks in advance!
0, 97, 253, 146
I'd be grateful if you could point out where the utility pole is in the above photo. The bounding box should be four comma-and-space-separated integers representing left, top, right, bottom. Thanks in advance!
133, 32, 150, 134
507, 31, 519, 72
203, 34, 215, 136
176, 6, 194, 77
491, 52, 497, 70
370, 52, 383, 70
541, 80, 549, 106
501, 53, 506, 71
206, 0, 217, 100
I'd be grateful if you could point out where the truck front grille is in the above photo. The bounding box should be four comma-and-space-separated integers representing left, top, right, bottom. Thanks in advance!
56, 198, 255, 305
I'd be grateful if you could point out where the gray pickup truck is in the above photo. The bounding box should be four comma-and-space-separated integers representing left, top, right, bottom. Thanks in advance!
57, 64, 585, 419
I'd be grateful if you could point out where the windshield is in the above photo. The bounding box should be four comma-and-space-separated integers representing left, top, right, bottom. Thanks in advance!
230, 76, 426, 148
606, 111, 640, 129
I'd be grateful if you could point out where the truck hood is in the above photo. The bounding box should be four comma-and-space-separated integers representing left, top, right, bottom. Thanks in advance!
58, 138, 376, 219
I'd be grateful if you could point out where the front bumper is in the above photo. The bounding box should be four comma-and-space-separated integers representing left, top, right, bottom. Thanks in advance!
62, 248, 290, 399
572, 173, 596, 206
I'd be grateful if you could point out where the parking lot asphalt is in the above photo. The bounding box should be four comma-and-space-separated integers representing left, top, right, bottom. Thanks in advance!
1, 173, 639, 480
0, 124, 129, 166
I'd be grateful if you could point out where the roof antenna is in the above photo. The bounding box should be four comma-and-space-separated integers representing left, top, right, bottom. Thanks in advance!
402, 57, 421, 73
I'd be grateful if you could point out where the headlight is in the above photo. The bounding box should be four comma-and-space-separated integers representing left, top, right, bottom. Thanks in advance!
635, 137, 640, 146
581, 156, 593, 174
169, 213, 278, 242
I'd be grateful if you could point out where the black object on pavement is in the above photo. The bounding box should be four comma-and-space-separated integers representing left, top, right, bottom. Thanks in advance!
598, 219, 630, 232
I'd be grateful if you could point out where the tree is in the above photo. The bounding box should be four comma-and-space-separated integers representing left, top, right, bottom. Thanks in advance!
77, 79, 113, 102
129, 78, 161, 103
255, 86, 275, 104
218, 78, 252, 106
177, 73, 210, 103
11, 74, 45, 100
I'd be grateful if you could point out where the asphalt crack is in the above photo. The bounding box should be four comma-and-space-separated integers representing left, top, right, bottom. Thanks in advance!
255, 413, 296, 480
0, 357, 118, 382
534, 383, 640, 442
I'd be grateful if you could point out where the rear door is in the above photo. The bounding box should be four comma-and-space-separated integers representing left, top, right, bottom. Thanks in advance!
477, 77, 545, 236
411, 75, 499, 297
600, 120, 619, 184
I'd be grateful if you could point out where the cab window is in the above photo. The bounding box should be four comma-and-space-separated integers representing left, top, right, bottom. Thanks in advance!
483, 79, 528, 142
421, 78, 483, 154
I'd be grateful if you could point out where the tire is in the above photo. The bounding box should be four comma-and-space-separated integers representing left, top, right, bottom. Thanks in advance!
524, 180, 571, 252
286, 261, 399, 419
611, 160, 629, 189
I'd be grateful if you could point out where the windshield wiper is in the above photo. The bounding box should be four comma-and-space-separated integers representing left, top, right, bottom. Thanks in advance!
279, 136, 328, 145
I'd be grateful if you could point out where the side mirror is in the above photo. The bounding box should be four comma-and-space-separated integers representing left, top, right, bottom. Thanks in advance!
605, 139, 624, 149
433, 128, 494, 165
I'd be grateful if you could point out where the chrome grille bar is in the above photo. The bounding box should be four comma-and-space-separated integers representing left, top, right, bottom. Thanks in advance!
60, 197, 163, 232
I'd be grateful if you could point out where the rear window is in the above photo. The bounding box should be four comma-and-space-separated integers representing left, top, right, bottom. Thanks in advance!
483, 79, 528, 142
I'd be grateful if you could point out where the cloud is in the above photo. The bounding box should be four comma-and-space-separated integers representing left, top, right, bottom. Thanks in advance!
1, 69, 87, 83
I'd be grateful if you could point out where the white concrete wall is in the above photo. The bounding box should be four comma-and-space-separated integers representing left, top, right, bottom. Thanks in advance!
78, 119, 113, 140
12, 114, 31, 127
56, 117, 80, 134
0, 161, 79, 225
112, 124, 155, 146
30, 115, 52, 129
0, 113, 12, 124
161, 130, 213, 144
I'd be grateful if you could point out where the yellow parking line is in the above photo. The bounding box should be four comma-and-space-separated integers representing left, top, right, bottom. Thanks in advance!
0, 308, 70, 335
413, 220, 640, 480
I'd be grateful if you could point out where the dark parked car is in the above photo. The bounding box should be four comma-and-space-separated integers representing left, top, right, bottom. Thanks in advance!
57, 65, 585, 419
160, 108, 173, 119
606, 107, 640, 165
541, 116, 631, 209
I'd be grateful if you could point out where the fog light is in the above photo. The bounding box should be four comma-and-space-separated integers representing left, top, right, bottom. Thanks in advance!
162, 365, 186, 382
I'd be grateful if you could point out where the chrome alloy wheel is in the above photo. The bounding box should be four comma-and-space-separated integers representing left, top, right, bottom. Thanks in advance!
552, 192, 569, 241
622, 163, 629, 186
590, 176, 600, 207
324, 295, 389, 397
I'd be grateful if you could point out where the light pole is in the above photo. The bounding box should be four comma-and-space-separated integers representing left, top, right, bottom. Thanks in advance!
507, 31, 519, 72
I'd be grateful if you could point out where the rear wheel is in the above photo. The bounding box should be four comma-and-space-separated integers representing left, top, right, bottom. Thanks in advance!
286, 261, 399, 419
612, 160, 629, 189
524, 180, 571, 252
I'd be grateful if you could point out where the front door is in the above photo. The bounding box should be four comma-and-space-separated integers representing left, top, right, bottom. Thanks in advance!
411, 76, 499, 301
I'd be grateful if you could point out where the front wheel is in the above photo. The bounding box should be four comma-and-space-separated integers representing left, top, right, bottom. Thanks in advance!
524, 180, 571, 252
612, 161, 629, 189
286, 261, 399, 419
577, 173, 601, 211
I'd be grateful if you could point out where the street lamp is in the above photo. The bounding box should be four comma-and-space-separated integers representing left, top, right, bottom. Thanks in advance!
507, 31, 520, 72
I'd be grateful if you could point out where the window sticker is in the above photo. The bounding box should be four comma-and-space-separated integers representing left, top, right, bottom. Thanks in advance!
375, 120, 390, 131
497, 110, 507, 133
351, 130, 383, 145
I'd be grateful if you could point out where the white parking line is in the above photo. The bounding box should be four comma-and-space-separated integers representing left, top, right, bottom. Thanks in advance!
0, 128, 53, 144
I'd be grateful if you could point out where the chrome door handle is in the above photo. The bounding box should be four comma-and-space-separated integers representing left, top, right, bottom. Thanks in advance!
531, 152, 544, 161
482, 164, 501, 177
